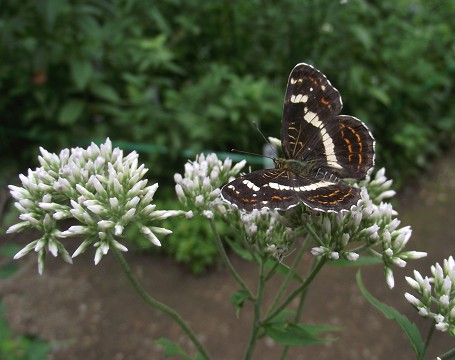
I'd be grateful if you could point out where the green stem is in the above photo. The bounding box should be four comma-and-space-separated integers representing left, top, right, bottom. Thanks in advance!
439, 347, 455, 359
262, 256, 327, 325
243, 259, 266, 360
111, 246, 212, 360
268, 238, 307, 315
208, 218, 253, 297
422, 320, 436, 358
279, 290, 307, 360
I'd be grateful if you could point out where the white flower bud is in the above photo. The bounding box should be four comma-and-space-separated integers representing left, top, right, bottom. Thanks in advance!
345, 252, 359, 261
203, 210, 214, 219
7, 221, 31, 234
311, 246, 325, 256
404, 293, 422, 307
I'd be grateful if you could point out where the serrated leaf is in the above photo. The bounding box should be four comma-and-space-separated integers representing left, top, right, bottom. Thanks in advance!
356, 271, 425, 359
263, 322, 338, 346
70, 58, 93, 90
90, 82, 120, 103
58, 100, 85, 124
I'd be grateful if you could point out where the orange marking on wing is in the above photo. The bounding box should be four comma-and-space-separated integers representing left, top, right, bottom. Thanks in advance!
241, 198, 257, 204
308, 188, 353, 205
321, 97, 332, 110
347, 126, 363, 171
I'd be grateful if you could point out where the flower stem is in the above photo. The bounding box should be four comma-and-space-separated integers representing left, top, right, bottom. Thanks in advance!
268, 238, 307, 315
262, 256, 327, 324
208, 217, 253, 297
438, 347, 455, 359
422, 320, 435, 358
243, 258, 266, 360
111, 246, 212, 360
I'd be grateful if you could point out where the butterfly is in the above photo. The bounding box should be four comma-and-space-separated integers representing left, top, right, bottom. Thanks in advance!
221, 63, 375, 212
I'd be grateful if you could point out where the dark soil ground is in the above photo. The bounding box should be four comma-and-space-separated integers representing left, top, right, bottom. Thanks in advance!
1, 151, 455, 360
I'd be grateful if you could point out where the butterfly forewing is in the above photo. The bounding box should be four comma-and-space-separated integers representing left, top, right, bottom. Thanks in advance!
281, 63, 342, 162
281, 63, 375, 180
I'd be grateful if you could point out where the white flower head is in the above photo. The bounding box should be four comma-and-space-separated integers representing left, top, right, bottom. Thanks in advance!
7, 139, 178, 271
174, 153, 246, 217
405, 256, 455, 336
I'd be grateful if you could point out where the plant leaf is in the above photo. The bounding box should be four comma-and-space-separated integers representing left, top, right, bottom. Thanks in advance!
155, 338, 193, 359
230, 289, 251, 316
225, 238, 253, 261
263, 322, 338, 346
328, 256, 383, 266
90, 82, 120, 103
70, 58, 93, 90
58, 100, 85, 124
356, 271, 425, 359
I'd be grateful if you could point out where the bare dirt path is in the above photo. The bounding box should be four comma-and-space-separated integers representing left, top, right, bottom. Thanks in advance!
1, 151, 455, 359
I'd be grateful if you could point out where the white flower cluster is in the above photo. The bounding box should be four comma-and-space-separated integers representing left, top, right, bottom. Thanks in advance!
8, 139, 180, 273
405, 256, 455, 336
240, 208, 296, 261
174, 153, 246, 218
286, 168, 426, 288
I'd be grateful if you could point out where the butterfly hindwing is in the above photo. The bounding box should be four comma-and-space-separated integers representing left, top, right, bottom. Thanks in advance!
295, 173, 362, 212
221, 169, 301, 212
318, 115, 375, 179
221, 169, 361, 212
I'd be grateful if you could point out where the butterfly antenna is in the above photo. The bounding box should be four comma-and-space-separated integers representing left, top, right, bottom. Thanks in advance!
230, 148, 274, 160
252, 121, 278, 158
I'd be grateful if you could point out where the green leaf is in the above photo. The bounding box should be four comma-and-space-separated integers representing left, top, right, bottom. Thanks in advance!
225, 238, 253, 261
263, 322, 339, 346
70, 58, 93, 90
356, 271, 425, 359
90, 82, 120, 103
230, 289, 251, 316
328, 256, 383, 266
264, 259, 302, 281
155, 338, 192, 359
58, 100, 85, 125
368, 87, 391, 106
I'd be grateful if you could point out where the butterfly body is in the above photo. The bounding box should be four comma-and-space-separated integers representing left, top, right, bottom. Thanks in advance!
221, 63, 375, 213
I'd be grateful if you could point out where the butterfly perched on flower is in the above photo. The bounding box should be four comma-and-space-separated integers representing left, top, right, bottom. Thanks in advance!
221, 63, 375, 212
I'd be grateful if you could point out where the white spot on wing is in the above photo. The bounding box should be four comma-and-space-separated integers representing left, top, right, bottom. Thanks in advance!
243, 179, 260, 192
290, 94, 309, 103
269, 181, 335, 192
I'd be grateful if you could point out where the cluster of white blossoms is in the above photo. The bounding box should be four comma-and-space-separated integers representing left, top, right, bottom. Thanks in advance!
8, 139, 182, 273
174, 153, 296, 260
405, 256, 455, 336
239, 208, 296, 261
174, 153, 246, 218
283, 168, 426, 288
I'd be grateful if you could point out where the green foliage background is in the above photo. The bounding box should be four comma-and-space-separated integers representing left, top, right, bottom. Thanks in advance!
1, 0, 455, 270
2, 0, 455, 183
